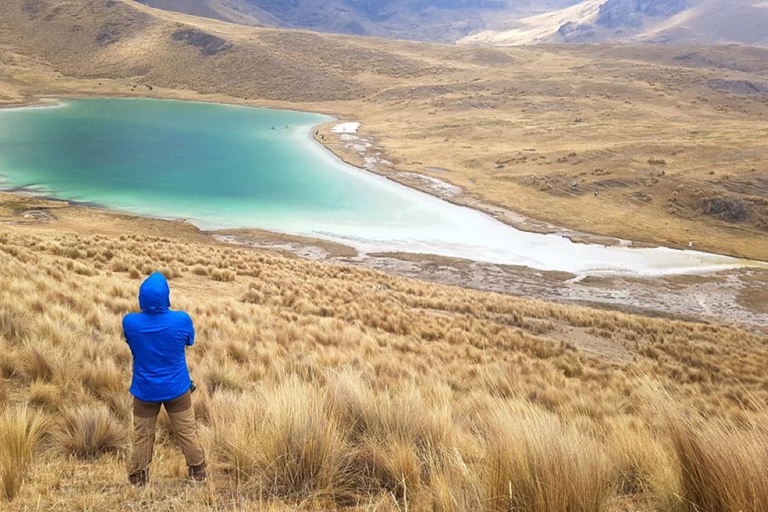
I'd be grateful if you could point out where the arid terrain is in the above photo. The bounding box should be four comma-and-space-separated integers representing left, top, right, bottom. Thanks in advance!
0, 0, 767, 510
1, 191, 767, 511
0, 0, 767, 261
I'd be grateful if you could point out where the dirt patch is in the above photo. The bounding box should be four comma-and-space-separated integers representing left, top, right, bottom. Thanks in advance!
738, 287, 768, 315
95, 22, 122, 46
736, 270, 768, 315
171, 29, 233, 56
594, 178, 638, 189
719, 173, 768, 197
663, 273, 728, 287
708, 79, 768, 97
568, 235, 622, 246
213, 228, 358, 258
17, 208, 56, 223
548, 325, 635, 364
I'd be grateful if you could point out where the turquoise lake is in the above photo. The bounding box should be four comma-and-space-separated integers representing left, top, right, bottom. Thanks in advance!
0, 98, 748, 275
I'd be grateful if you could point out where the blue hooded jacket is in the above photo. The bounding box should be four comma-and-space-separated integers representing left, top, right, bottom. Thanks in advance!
123, 272, 195, 402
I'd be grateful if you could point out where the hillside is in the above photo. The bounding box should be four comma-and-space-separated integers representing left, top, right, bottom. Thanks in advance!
0, 192, 767, 510
462, 0, 768, 46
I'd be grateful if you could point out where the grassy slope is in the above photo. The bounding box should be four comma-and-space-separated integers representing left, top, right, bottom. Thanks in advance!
0, 194, 767, 510
0, 0, 767, 260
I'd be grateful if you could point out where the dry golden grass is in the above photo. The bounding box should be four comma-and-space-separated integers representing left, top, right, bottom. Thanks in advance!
667, 411, 768, 512
0, 214, 766, 510
0, 407, 46, 501
52, 405, 129, 461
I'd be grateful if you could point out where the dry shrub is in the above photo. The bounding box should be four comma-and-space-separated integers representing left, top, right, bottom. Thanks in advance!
0, 306, 29, 344
28, 380, 63, 412
483, 402, 610, 512
211, 269, 235, 282
18, 345, 55, 383
426, 451, 483, 512
97, 390, 132, 423
241, 286, 265, 305
607, 417, 682, 509
667, 412, 768, 512
53, 405, 128, 459
218, 378, 353, 502
192, 388, 212, 425
0, 351, 16, 380
80, 359, 125, 399
202, 361, 245, 393
191, 265, 209, 276
0, 406, 45, 502
326, 374, 477, 507
366, 438, 423, 501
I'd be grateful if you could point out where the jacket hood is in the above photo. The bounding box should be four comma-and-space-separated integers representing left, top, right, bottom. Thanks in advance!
139, 272, 170, 314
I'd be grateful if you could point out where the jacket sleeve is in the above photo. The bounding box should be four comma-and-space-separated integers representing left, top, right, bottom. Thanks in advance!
184, 313, 195, 347
122, 316, 131, 346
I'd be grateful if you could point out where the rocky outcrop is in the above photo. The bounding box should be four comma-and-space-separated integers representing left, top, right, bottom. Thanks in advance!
596, 0, 690, 28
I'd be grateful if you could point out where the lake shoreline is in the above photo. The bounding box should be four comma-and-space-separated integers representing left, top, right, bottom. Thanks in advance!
3, 190, 767, 331
0, 95, 762, 272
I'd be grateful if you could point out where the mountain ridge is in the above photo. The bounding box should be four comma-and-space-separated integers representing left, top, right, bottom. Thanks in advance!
461, 0, 768, 46
134, 0, 768, 46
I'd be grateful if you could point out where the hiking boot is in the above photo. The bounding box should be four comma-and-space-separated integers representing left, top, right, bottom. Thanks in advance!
129, 469, 149, 487
188, 462, 207, 482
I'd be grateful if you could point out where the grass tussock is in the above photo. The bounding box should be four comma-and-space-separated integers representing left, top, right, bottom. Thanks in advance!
52, 405, 128, 460
607, 417, 682, 509
0, 406, 45, 502
219, 378, 352, 501
0, 227, 766, 509
668, 411, 768, 512
483, 403, 609, 512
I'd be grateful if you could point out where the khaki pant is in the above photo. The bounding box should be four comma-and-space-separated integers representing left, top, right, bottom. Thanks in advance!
129, 390, 205, 475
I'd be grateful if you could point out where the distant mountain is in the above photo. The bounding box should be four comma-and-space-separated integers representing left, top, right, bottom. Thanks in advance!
461, 0, 768, 46
596, 0, 691, 28
136, 0, 768, 46
134, 0, 582, 42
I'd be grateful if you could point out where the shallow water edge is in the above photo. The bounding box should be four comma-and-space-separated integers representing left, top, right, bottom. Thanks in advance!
0, 97, 763, 277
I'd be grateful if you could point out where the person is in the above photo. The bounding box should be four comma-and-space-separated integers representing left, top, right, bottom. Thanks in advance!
123, 272, 206, 486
